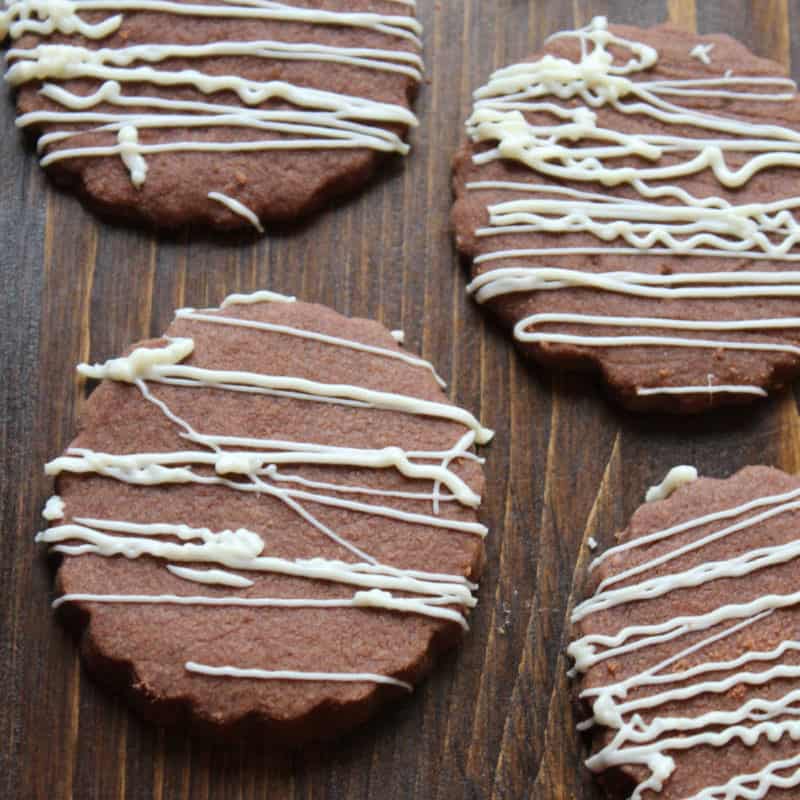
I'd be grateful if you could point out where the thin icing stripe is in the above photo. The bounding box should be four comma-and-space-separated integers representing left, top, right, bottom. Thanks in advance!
175, 307, 447, 387
207, 192, 264, 232
185, 661, 413, 691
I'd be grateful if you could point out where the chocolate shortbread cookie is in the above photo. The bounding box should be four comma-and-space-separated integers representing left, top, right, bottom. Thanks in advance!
453, 18, 800, 413
570, 465, 800, 798
2, 0, 421, 230
38, 290, 492, 741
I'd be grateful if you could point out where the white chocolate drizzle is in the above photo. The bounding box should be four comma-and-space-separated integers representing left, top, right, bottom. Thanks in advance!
219, 289, 295, 307
77, 336, 194, 382
207, 191, 263, 233
463, 18, 800, 400
645, 465, 698, 503
75, 341, 490, 441
185, 661, 412, 691
117, 124, 147, 187
2, 0, 420, 41
570, 471, 800, 798
166, 565, 255, 588
637, 383, 768, 398
174, 307, 446, 387
2, 0, 421, 212
40, 290, 490, 691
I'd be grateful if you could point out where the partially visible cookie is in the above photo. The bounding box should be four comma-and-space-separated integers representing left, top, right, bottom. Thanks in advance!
453, 17, 800, 412
2, 0, 422, 230
39, 289, 492, 742
570, 465, 800, 798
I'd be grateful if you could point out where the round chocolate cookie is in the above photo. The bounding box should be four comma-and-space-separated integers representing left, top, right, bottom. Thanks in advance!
38, 290, 492, 742
570, 465, 800, 798
2, 0, 421, 230
453, 17, 800, 413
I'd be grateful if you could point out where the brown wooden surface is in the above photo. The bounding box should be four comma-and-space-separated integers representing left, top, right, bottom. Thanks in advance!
3, 1, 800, 798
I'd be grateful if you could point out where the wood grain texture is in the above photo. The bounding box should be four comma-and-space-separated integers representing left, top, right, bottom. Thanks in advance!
1, 2, 798, 798
666, 0, 697, 29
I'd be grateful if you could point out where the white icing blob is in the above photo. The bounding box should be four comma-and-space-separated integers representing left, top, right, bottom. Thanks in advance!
42, 494, 65, 520
220, 289, 296, 307
77, 337, 194, 382
117, 124, 147, 187
645, 465, 698, 503
690, 43, 715, 66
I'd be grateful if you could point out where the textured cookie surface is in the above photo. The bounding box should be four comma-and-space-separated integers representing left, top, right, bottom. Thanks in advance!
570, 465, 800, 798
2, 0, 421, 230
453, 17, 800, 412
39, 291, 491, 741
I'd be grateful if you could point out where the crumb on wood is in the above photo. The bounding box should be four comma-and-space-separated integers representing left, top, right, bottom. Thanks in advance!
497, 601, 513, 635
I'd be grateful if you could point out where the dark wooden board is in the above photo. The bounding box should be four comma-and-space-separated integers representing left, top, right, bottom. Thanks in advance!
2, 1, 800, 798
